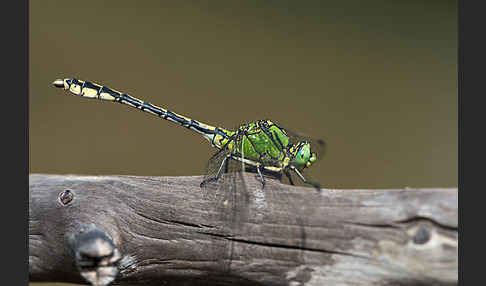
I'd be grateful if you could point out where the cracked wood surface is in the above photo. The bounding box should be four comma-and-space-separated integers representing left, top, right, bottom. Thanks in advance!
29, 174, 458, 286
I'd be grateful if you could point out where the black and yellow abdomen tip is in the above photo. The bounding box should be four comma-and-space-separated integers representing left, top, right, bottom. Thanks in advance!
52, 79, 65, 88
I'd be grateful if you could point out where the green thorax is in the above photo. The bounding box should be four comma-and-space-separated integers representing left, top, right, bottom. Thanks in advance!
222, 120, 291, 168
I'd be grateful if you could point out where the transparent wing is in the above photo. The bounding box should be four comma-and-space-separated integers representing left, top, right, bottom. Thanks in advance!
200, 132, 250, 273
200, 120, 324, 273
201, 132, 250, 233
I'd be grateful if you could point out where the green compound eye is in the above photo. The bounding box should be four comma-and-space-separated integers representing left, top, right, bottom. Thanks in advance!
294, 142, 311, 167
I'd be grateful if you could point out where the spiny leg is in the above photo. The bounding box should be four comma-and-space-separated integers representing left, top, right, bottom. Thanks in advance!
290, 165, 321, 191
200, 154, 231, 187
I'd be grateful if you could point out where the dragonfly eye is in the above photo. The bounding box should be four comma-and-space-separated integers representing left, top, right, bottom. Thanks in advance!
294, 141, 311, 167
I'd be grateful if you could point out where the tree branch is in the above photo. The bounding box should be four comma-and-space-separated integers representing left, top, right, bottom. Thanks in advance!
29, 174, 457, 286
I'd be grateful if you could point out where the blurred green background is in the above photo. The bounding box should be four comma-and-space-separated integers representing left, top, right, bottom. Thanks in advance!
30, 0, 457, 193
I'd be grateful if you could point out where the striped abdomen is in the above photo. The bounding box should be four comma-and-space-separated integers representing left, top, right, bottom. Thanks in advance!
53, 78, 232, 148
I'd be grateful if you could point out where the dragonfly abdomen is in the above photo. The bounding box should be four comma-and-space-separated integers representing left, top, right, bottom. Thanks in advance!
53, 78, 232, 147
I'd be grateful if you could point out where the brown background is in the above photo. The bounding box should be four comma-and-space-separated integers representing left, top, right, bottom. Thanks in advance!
30, 0, 457, 189
30, 0, 457, 285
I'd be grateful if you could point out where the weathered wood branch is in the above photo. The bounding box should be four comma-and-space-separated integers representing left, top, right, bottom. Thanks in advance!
29, 174, 457, 286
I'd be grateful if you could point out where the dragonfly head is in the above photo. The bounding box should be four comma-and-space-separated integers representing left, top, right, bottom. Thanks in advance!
291, 141, 317, 169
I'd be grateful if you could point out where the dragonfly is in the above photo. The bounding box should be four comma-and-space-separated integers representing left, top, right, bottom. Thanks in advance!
53, 77, 325, 272
53, 78, 324, 190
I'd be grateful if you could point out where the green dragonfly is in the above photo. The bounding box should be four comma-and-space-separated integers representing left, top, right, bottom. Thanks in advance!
53, 78, 324, 191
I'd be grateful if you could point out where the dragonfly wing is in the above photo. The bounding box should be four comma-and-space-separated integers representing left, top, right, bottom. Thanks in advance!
200, 132, 251, 273
200, 121, 324, 273
201, 133, 250, 232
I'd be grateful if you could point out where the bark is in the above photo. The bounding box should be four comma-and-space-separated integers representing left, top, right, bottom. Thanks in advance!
29, 174, 458, 286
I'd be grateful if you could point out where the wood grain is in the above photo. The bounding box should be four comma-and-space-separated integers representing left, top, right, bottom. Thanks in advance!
29, 174, 457, 286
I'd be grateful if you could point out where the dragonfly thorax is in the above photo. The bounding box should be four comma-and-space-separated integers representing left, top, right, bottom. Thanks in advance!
224, 120, 318, 171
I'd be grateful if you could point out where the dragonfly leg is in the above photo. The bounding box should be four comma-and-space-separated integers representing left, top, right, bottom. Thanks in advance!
200, 154, 231, 187
290, 166, 321, 191
284, 170, 295, 186
256, 164, 266, 189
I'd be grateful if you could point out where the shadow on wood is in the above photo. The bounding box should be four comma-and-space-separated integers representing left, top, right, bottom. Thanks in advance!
29, 174, 457, 286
